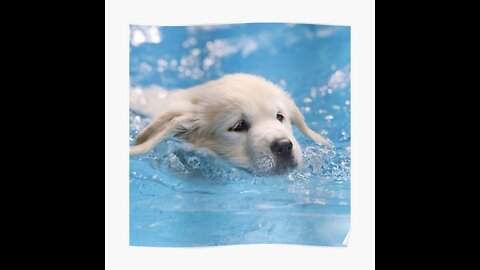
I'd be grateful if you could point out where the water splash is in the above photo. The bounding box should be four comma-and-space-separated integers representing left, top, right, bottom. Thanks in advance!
130, 109, 350, 185
130, 25, 162, 46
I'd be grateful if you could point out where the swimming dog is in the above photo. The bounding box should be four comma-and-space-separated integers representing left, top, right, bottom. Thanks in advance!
130, 73, 331, 174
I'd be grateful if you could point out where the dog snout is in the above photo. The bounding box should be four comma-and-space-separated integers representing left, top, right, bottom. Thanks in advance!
270, 139, 293, 157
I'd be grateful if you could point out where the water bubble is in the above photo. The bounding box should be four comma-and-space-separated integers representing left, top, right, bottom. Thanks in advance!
157, 59, 168, 67
130, 26, 162, 46
131, 30, 145, 46
182, 37, 198, 48
318, 109, 327, 114
180, 57, 187, 66
133, 115, 141, 126
327, 68, 350, 90
319, 86, 328, 96
203, 57, 214, 70
165, 153, 186, 173
139, 63, 152, 73
186, 155, 201, 169
191, 48, 201, 57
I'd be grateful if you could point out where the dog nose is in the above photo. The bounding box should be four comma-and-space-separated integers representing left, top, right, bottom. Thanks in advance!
270, 139, 293, 156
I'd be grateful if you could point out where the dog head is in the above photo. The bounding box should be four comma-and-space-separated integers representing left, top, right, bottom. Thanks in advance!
130, 74, 331, 174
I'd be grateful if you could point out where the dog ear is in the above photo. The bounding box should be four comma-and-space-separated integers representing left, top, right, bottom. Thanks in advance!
130, 111, 198, 155
289, 102, 333, 148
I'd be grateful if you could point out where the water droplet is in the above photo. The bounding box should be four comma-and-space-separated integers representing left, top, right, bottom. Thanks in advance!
203, 57, 214, 70
180, 57, 187, 66
139, 62, 152, 73
318, 109, 327, 114
191, 48, 201, 57
157, 59, 168, 67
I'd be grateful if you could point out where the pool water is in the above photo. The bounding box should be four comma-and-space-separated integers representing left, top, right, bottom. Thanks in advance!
129, 23, 351, 247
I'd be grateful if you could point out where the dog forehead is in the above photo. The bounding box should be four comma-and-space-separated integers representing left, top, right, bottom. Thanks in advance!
193, 74, 290, 120
227, 76, 287, 108
230, 90, 284, 120
201, 93, 277, 120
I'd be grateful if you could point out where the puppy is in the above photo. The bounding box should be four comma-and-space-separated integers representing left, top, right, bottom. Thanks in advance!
130, 73, 331, 174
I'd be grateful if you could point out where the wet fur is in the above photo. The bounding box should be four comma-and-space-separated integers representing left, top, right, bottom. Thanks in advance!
130, 73, 331, 173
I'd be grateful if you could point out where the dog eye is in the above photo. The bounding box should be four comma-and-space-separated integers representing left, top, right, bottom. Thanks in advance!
229, 120, 249, 132
276, 113, 284, 122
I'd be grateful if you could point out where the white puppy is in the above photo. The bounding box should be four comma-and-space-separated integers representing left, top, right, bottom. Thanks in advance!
130, 73, 331, 174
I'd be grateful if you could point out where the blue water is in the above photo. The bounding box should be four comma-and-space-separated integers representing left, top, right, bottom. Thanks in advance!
129, 23, 351, 247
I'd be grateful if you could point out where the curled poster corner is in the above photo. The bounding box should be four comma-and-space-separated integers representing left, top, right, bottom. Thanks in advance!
342, 229, 351, 246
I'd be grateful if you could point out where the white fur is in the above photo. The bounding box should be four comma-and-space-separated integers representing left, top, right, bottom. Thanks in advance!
130, 73, 332, 174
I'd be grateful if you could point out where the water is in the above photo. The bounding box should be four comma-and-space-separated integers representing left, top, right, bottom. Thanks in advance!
129, 23, 351, 247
